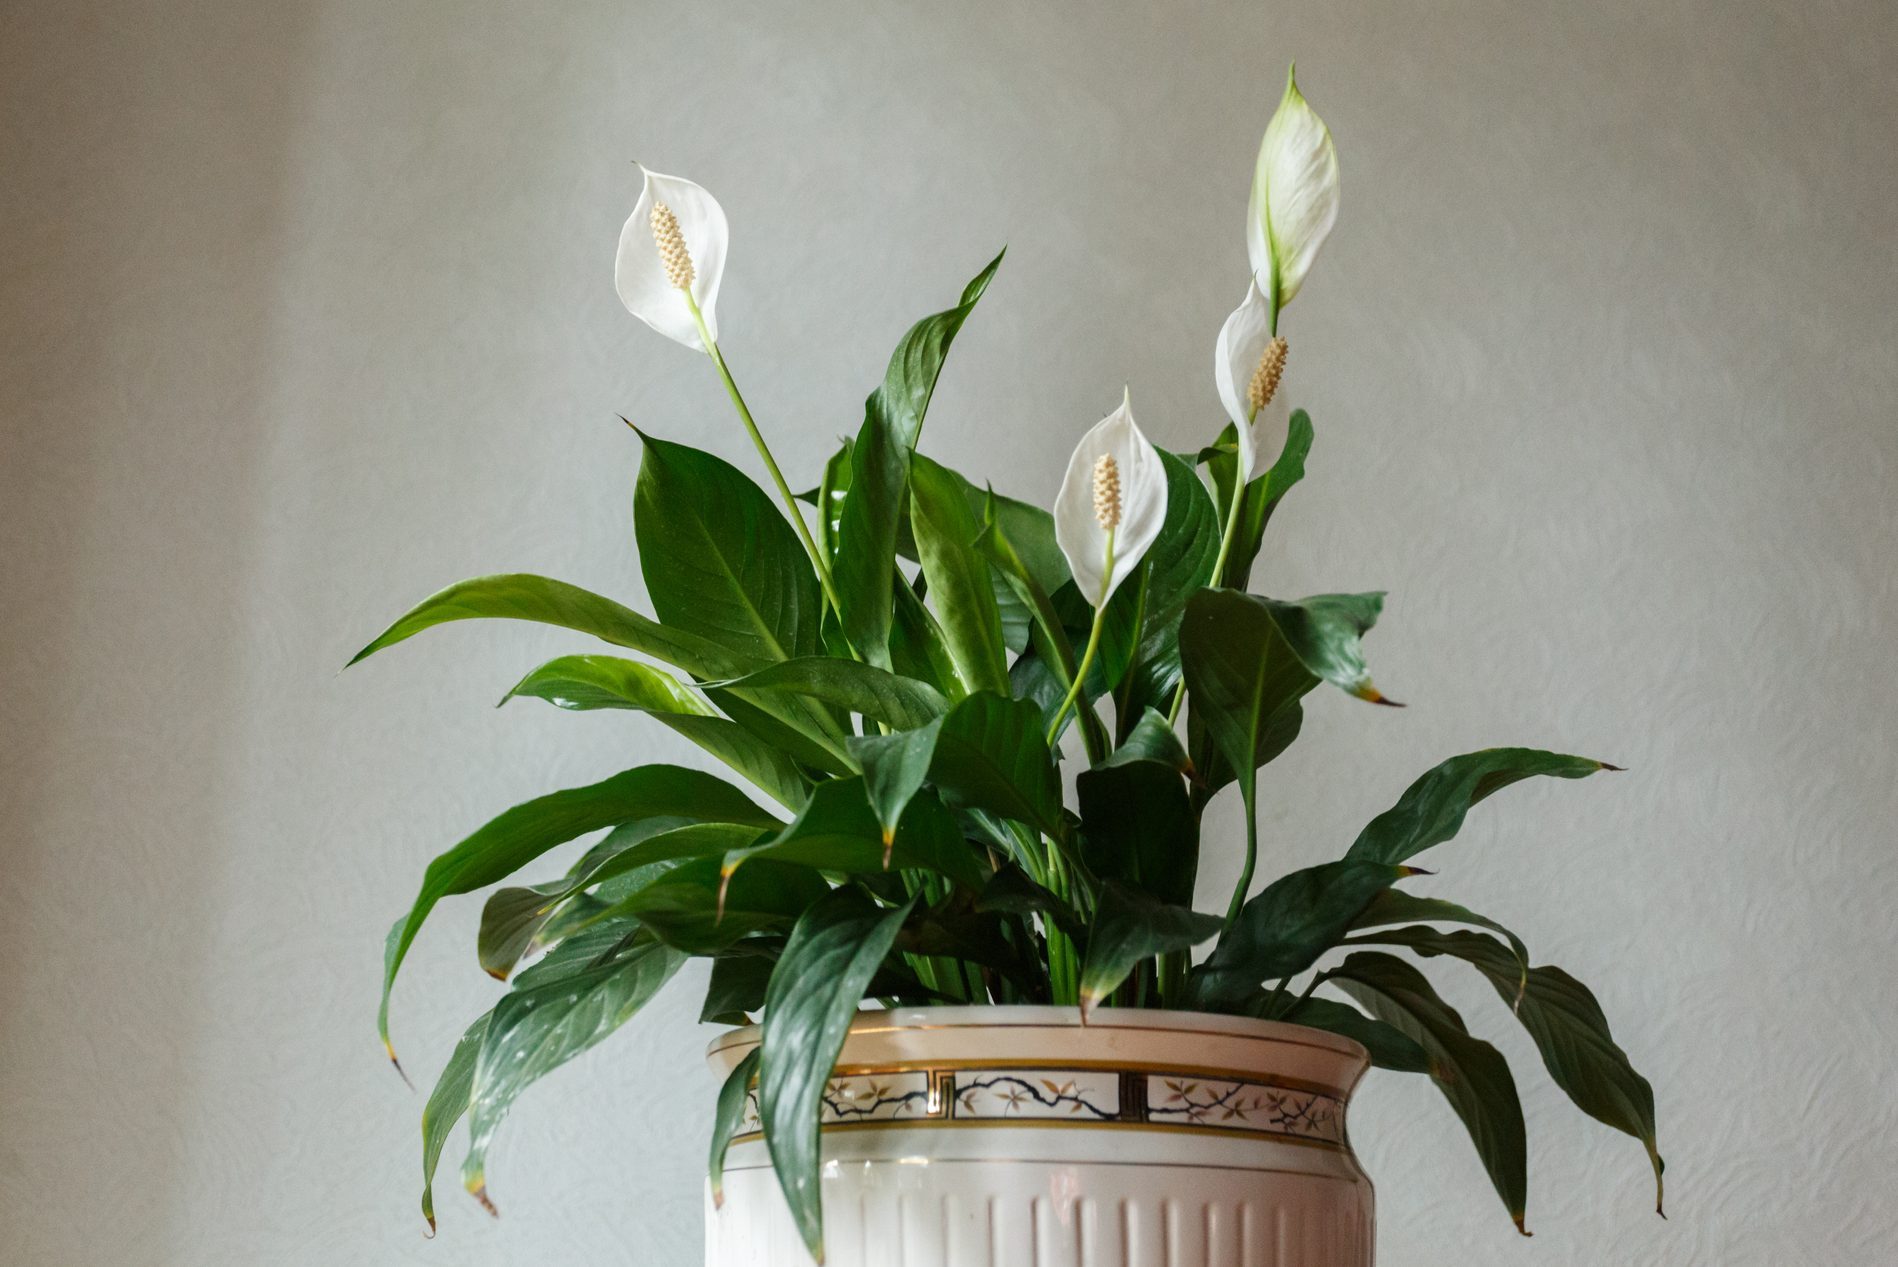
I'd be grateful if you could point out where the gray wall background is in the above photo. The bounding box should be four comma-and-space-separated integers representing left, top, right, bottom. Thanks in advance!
4, 1, 1894, 1262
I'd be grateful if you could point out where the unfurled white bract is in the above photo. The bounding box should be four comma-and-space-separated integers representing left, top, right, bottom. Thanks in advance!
1214, 281, 1291, 480
1053, 392, 1168, 605
615, 165, 729, 349
1247, 66, 1340, 309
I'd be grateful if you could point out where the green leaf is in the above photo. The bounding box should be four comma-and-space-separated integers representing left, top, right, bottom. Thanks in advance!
708, 1047, 762, 1208
928, 692, 1064, 838
701, 950, 777, 1025
420, 1014, 489, 1232
849, 720, 942, 843
634, 431, 821, 668
1222, 409, 1314, 588
1112, 450, 1223, 721
723, 778, 986, 893
1079, 882, 1223, 1011
1346, 926, 1664, 1214
760, 889, 916, 1259
960, 478, 1068, 598
1347, 889, 1530, 1004
476, 822, 764, 980
347, 573, 739, 676
1076, 756, 1196, 908
815, 439, 853, 561
834, 252, 1004, 667
1280, 996, 1429, 1073
909, 454, 1011, 696
459, 929, 685, 1212
888, 581, 965, 697
503, 655, 812, 809
1190, 860, 1417, 1010
1330, 951, 1530, 1234
1110, 707, 1191, 772
607, 858, 828, 954
379, 765, 775, 1057
709, 658, 948, 731
974, 864, 1085, 939
1345, 748, 1619, 866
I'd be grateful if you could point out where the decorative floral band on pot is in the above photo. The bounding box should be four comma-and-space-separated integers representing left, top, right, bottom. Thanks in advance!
706, 1007, 1374, 1267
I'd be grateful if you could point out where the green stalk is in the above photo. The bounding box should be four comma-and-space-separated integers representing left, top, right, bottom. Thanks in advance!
685, 292, 845, 617
1165, 423, 1249, 727
1046, 529, 1116, 747
1222, 781, 1260, 927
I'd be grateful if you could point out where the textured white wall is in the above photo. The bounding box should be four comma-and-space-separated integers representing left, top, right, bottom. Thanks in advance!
3, 1, 1894, 1262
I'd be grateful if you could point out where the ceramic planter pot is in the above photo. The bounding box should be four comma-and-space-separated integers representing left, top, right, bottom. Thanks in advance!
704, 1006, 1374, 1267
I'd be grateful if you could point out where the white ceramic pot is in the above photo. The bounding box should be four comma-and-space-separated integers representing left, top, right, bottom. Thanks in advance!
704, 1006, 1374, 1267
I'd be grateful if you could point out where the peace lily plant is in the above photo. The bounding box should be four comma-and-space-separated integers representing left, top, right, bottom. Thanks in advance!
352, 66, 1662, 1258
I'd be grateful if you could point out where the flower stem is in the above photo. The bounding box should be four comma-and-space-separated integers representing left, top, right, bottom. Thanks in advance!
1164, 406, 1257, 726
1046, 530, 1116, 748
685, 293, 845, 616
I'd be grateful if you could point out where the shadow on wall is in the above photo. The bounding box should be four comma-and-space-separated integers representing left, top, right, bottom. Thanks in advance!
0, 1, 310, 1258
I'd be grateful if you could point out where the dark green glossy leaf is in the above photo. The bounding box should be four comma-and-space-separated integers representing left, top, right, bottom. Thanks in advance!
722, 778, 985, 892
1222, 409, 1313, 588
760, 889, 916, 1258
889, 581, 964, 697
849, 719, 942, 842
974, 864, 1084, 939
708, 1047, 761, 1207
502, 654, 811, 809
347, 573, 738, 676
1112, 449, 1223, 722
1347, 889, 1529, 1003
1191, 860, 1417, 1010
1079, 882, 1223, 1011
379, 766, 776, 1056
701, 950, 777, 1025
909, 453, 1011, 695
460, 930, 685, 1212
606, 858, 828, 954
420, 1014, 488, 1232
1345, 748, 1618, 866
815, 439, 853, 561
928, 692, 1064, 837
834, 253, 1004, 666
477, 822, 764, 980
1076, 756, 1196, 908
1347, 926, 1663, 1213
1330, 951, 1530, 1234
634, 431, 820, 667
1111, 707, 1191, 772
709, 658, 948, 731
1280, 996, 1429, 1073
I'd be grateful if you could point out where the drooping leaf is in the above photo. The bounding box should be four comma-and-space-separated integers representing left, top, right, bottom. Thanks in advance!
708, 1046, 762, 1207
849, 719, 942, 844
927, 692, 1064, 837
974, 864, 1085, 939
347, 573, 739, 676
909, 453, 1011, 696
1345, 748, 1619, 866
1190, 860, 1417, 1010
1076, 756, 1196, 908
502, 654, 812, 809
1078, 882, 1223, 1011
605, 858, 829, 954
1347, 889, 1530, 1004
460, 930, 685, 1212
760, 889, 916, 1259
1280, 996, 1429, 1073
709, 658, 948, 731
420, 1014, 489, 1232
1348, 926, 1664, 1213
634, 431, 821, 667
379, 766, 776, 1057
1330, 951, 1530, 1234
833, 253, 1004, 666
700, 949, 777, 1025
476, 822, 764, 980
722, 778, 985, 892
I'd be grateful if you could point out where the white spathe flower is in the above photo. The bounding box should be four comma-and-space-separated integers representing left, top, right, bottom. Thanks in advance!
1246, 65, 1340, 309
1213, 280, 1290, 480
614, 165, 729, 350
1054, 391, 1168, 606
